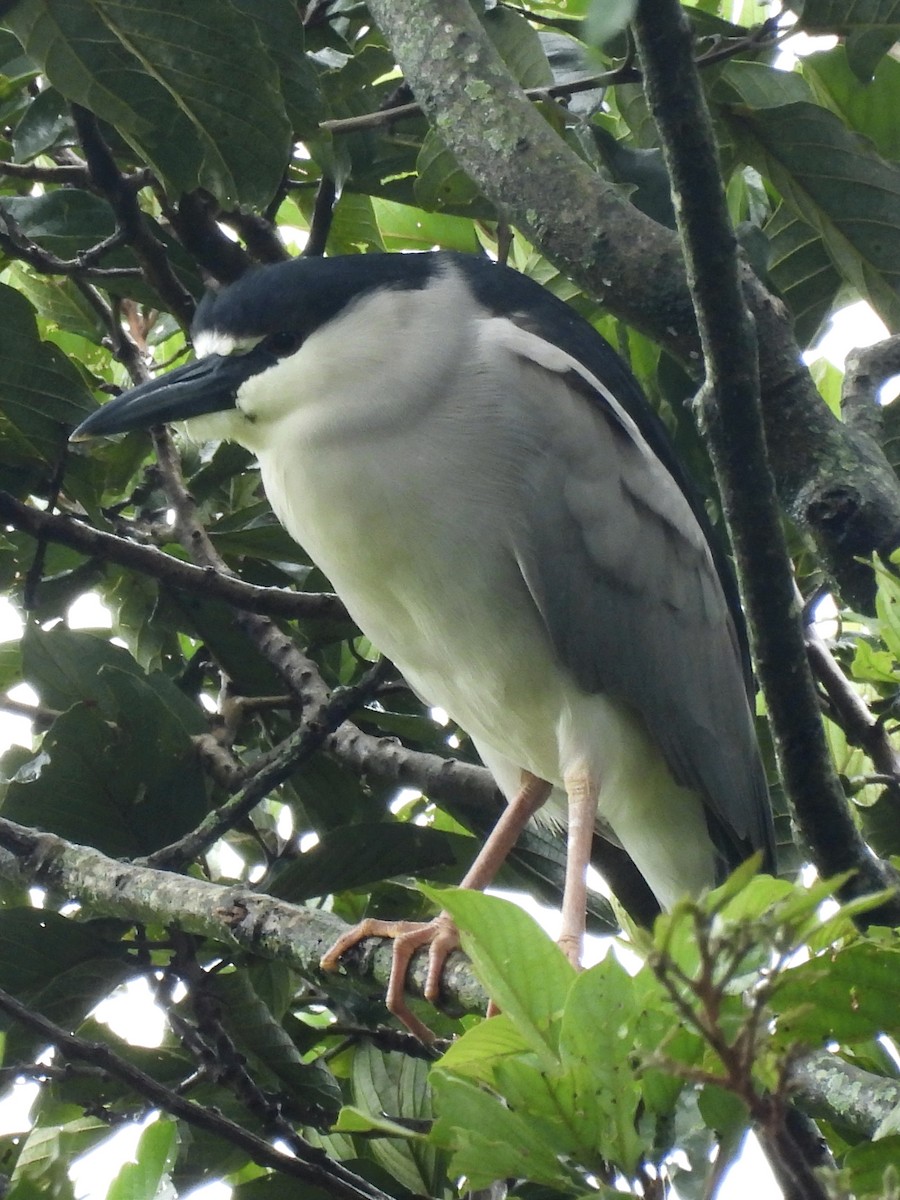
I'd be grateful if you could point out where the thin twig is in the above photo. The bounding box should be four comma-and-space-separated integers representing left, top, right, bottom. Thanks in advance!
318, 21, 780, 135
0, 985, 395, 1200
0, 493, 346, 621
145, 662, 389, 870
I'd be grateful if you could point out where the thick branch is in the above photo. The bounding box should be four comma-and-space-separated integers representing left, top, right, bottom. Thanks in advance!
364, 0, 900, 610
0, 818, 486, 1020
0, 819, 893, 1148
630, 0, 899, 912
842, 334, 900, 443
791, 1049, 900, 1138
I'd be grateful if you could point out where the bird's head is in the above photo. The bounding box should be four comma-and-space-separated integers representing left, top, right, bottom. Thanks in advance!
70, 252, 444, 449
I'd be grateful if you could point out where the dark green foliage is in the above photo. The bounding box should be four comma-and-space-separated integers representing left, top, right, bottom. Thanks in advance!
0, 3, 897, 1198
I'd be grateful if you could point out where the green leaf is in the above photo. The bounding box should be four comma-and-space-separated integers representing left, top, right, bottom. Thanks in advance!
106, 1118, 176, 1200
430, 1072, 573, 1190
717, 64, 900, 329
424, 888, 575, 1066
0, 281, 93, 465
268, 823, 473, 901
4, 655, 208, 856
482, 8, 554, 89
208, 971, 342, 1117
4, 0, 291, 207
0, 910, 129, 1060
371, 197, 481, 253
438, 1011, 533, 1085
844, 1134, 900, 1194
790, 0, 900, 28
697, 1084, 749, 1142
873, 555, 900, 662
773, 941, 900, 1043
230, 0, 324, 138
11, 83, 72, 160
845, 27, 900, 82
558, 956, 644, 1172
9, 265, 106, 344
21, 623, 139, 714
351, 1043, 446, 1197
764, 202, 841, 348
11, 1116, 108, 1195
2, 190, 116, 260
415, 132, 483, 214
804, 46, 900, 162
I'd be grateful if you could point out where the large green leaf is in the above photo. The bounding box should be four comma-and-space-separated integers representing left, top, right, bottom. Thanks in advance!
2, 0, 291, 207
427, 888, 575, 1066
10, 83, 72, 161
764, 203, 841, 348
482, 7, 554, 88
106, 1119, 177, 1200
790, 0, 900, 33
6, 640, 207, 855
1, 189, 115, 260
0, 281, 93, 466
230, 0, 324, 138
9, 265, 107, 344
0, 909, 130, 1059
430, 1072, 575, 1191
773, 940, 900, 1044
843, 1135, 900, 1195
207, 971, 342, 1118
268, 823, 474, 901
415, 132, 485, 215
717, 63, 900, 329
557, 958, 644, 1172
803, 46, 900, 163
21, 622, 140, 713
352, 1043, 448, 1196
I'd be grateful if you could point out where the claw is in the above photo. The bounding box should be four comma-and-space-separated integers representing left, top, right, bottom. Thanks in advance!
321, 912, 461, 1042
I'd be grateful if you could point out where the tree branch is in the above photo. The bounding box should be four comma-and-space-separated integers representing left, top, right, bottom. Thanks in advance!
791, 1049, 900, 1138
0, 492, 346, 622
0, 983, 396, 1200
842, 333, 900, 443
0, 817, 487, 1021
630, 0, 899, 914
0, 817, 894, 1151
0, 203, 141, 279
70, 105, 195, 327
364, 0, 900, 611
318, 21, 780, 136
145, 662, 389, 870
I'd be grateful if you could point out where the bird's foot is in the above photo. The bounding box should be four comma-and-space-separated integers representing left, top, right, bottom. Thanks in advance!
320, 912, 460, 1043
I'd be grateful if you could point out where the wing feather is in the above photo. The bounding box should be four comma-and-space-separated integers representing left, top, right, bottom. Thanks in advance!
492, 319, 774, 868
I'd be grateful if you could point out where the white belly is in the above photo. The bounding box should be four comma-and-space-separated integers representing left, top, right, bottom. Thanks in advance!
256, 428, 714, 906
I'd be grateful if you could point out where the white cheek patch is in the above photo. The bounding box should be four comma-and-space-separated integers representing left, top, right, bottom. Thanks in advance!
193, 330, 262, 359
193, 330, 237, 359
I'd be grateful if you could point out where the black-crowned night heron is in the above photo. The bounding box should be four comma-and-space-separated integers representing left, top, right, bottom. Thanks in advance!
72, 251, 774, 1037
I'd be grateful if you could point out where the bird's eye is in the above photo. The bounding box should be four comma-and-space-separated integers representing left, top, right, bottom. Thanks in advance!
263, 331, 303, 357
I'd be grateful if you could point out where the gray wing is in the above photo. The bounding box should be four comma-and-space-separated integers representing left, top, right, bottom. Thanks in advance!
502, 327, 774, 870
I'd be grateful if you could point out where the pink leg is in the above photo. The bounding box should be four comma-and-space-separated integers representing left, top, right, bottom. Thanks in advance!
321, 771, 552, 1039
557, 766, 598, 967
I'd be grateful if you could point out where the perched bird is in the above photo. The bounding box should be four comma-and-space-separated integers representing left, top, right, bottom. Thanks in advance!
72, 251, 774, 1037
